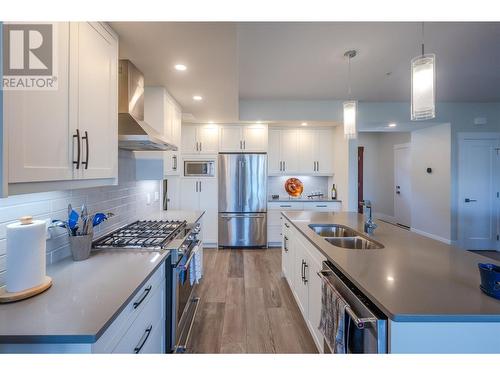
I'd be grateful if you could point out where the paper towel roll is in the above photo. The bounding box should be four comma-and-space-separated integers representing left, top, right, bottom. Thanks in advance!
6, 219, 47, 293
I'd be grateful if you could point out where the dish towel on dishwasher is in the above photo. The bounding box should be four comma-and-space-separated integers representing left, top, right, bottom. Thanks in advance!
189, 245, 203, 286
319, 278, 348, 353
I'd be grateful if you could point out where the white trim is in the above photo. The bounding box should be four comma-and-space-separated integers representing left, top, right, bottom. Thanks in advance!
374, 212, 397, 225
411, 227, 452, 245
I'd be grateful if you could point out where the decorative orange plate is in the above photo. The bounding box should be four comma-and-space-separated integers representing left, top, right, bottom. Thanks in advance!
284, 178, 304, 197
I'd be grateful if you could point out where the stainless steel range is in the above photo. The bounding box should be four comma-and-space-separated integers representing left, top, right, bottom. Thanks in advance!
93, 220, 187, 250
93, 219, 203, 354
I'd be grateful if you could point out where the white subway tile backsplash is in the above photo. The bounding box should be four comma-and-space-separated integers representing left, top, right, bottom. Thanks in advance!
0, 175, 161, 288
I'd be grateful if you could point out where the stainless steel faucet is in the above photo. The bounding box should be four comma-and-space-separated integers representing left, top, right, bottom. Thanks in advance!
361, 200, 378, 235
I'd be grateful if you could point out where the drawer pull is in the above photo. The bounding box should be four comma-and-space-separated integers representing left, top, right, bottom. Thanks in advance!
284, 222, 290, 228
133, 285, 152, 309
316, 205, 327, 207
134, 324, 153, 354
280, 205, 291, 208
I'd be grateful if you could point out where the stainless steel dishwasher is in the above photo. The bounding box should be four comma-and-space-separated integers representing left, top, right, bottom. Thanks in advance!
318, 261, 388, 353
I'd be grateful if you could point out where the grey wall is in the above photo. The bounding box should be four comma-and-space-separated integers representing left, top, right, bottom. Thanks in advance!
357, 132, 411, 219
0, 151, 161, 288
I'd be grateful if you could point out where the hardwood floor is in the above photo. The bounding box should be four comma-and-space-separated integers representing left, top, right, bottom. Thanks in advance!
189, 248, 318, 353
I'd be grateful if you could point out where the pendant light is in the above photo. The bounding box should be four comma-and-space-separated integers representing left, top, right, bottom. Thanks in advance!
411, 22, 436, 121
343, 50, 357, 139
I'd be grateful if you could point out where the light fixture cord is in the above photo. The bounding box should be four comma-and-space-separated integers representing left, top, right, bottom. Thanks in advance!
347, 54, 352, 98
421, 22, 425, 56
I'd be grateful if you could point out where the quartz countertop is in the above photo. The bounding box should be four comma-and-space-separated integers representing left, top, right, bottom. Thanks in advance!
282, 211, 500, 322
0, 210, 204, 344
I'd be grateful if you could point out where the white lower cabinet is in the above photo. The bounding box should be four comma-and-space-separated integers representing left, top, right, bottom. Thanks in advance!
282, 217, 326, 352
268, 201, 342, 246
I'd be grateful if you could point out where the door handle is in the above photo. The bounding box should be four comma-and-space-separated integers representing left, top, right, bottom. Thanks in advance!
464, 198, 477, 203
81, 131, 89, 170
73, 129, 81, 169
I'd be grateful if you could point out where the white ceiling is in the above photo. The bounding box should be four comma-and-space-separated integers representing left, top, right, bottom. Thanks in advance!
110, 22, 239, 123
110, 22, 500, 124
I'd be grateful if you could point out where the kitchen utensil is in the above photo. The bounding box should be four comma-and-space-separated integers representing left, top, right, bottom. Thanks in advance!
68, 208, 79, 231
92, 213, 108, 227
69, 234, 93, 261
284, 177, 304, 197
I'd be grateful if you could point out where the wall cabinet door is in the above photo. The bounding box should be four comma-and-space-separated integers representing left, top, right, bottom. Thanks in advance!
197, 126, 219, 154
268, 129, 282, 174
198, 178, 218, 244
316, 129, 334, 175
6, 23, 74, 183
181, 126, 198, 154
242, 126, 268, 152
219, 126, 242, 152
71, 22, 118, 180
281, 129, 299, 174
298, 129, 316, 174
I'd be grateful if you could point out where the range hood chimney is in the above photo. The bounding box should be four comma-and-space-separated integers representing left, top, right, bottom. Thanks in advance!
118, 60, 178, 151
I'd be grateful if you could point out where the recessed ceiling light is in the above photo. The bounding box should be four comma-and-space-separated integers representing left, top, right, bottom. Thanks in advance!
193, 95, 203, 101
388, 123, 397, 128
387, 276, 395, 282
301, 122, 308, 126
208, 121, 214, 124
174, 64, 187, 71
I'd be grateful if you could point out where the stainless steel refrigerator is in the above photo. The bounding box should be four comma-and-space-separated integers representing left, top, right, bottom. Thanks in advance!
218, 153, 267, 248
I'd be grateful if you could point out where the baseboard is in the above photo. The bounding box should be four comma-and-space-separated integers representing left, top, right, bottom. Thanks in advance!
374, 212, 397, 225
410, 228, 452, 245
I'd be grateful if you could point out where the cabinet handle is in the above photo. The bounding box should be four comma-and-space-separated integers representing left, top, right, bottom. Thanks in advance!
134, 324, 153, 354
73, 129, 81, 169
283, 160, 286, 171
284, 222, 290, 228
133, 285, 152, 309
196, 142, 199, 152
195, 181, 199, 193
301, 260, 305, 281
240, 140, 243, 150
243, 140, 246, 149
280, 205, 291, 208
316, 161, 319, 171
81, 131, 89, 169
173, 155, 177, 171
284, 236, 288, 252
199, 180, 202, 192
316, 205, 327, 208
200, 142, 202, 152
303, 262, 308, 284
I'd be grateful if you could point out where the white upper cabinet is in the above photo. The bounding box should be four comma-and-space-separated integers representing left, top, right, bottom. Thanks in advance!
269, 127, 334, 176
219, 124, 268, 153
298, 128, 334, 175
181, 125, 219, 155
5, 22, 119, 191
144, 86, 182, 176
70, 22, 118, 180
5, 23, 73, 183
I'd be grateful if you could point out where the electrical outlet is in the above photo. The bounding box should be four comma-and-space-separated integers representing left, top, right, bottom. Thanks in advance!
154, 191, 160, 202
146, 193, 151, 205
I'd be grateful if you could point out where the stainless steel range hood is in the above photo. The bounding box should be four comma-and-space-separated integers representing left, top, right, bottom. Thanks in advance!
118, 60, 178, 151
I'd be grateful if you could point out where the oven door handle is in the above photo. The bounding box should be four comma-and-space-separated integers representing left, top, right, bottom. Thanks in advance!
174, 297, 201, 353
179, 241, 201, 272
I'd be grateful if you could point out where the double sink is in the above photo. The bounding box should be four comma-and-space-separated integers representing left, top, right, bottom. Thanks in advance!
309, 224, 384, 250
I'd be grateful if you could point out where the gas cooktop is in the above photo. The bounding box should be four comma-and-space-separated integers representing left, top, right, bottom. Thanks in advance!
93, 220, 187, 250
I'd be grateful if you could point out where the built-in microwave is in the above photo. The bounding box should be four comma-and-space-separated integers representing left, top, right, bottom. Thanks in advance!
184, 160, 216, 177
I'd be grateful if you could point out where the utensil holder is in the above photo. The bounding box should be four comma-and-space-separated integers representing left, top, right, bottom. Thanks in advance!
69, 234, 93, 261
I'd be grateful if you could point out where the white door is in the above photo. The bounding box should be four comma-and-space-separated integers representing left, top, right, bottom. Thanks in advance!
394, 144, 411, 227
281, 129, 299, 174
6, 23, 74, 183
181, 126, 198, 154
198, 178, 218, 245
72, 22, 118, 180
179, 179, 199, 211
197, 126, 219, 154
268, 129, 282, 174
219, 126, 242, 152
298, 129, 316, 174
316, 128, 334, 174
459, 137, 500, 250
242, 126, 268, 152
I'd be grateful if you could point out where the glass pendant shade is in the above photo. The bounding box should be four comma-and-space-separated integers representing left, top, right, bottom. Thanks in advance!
343, 100, 357, 139
411, 53, 436, 121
